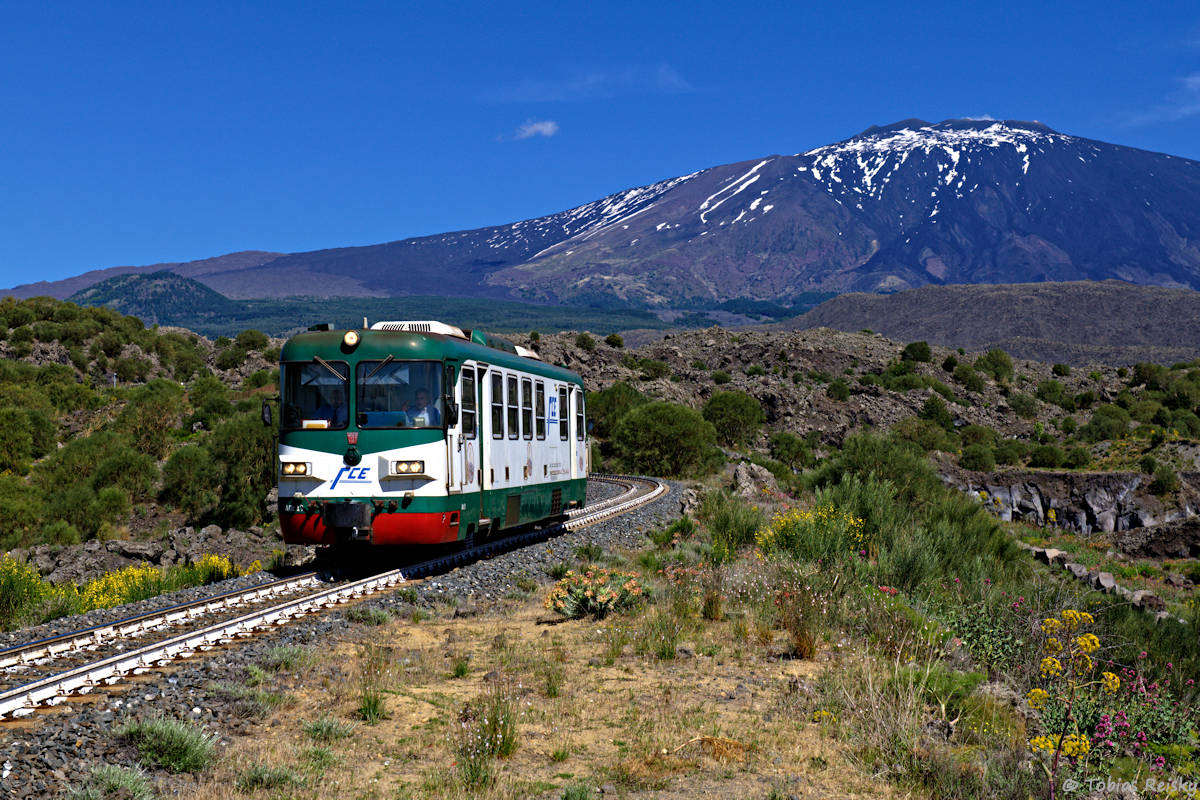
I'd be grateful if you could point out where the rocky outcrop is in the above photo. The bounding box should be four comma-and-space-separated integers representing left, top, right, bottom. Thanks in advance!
1115, 516, 1200, 559
732, 462, 779, 500
943, 465, 1200, 536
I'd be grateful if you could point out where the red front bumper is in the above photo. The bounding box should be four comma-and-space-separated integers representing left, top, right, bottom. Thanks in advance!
280, 510, 461, 545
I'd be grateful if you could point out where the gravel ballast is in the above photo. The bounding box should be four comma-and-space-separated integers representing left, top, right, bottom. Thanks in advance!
0, 478, 682, 799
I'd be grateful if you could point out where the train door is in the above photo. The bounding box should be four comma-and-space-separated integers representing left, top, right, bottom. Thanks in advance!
570, 386, 585, 479
455, 363, 480, 496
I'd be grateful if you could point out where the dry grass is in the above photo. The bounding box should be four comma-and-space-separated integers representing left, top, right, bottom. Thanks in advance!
168, 592, 897, 800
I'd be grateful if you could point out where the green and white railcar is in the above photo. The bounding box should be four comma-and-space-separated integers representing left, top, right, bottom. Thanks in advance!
276, 321, 587, 546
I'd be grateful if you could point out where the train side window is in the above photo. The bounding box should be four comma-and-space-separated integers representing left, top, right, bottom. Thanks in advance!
575, 389, 585, 440
521, 378, 533, 440
462, 367, 477, 439
507, 375, 519, 440
535, 381, 546, 440
558, 387, 569, 440
491, 373, 503, 439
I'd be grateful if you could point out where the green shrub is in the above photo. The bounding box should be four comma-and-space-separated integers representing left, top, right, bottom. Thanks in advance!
214, 346, 247, 371
975, 349, 1013, 382
953, 363, 985, 393
1028, 445, 1065, 468
1150, 465, 1180, 495
959, 444, 996, 472
918, 395, 954, 431
746, 364, 766, 377
826, 378, 850, 401
604, 333, 624, 348
993, 439, 1026, 466
712, 370, 731, 385
243, 368, 276, 390
0, 408, 33, 473
701, 490, 765, 564
611, 402, 719, 477
942, 355, 958, 372
1129, 399, 1164, 424
90, 450, 158, 503
768, 431, 810, 470
1035, 379, 1070, 409
0, 475, 44, 548
1059, 416, 1077, 436
959, 425, 996, 448
207, 413, 275, 527
703, 390, 765, 446
638, 359, 670, 380
1008, 392, 1038, 419
1132, 362, 1168, 390
114, 379, 186, 459
118, 716, 216, 773
574, 332, 596, 351
892, 417, 959, 453
901, 341, 932, 363
187, 374, 233, 428
586, 382, 646, 439
235, 329, 270, 351
1080, 404, 1130, 442
1063, 446, 1091, 469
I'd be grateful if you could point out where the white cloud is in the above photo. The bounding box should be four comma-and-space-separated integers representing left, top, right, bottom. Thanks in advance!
964, 114, 996, 121
488, 64, 697, 103
514, 119, 560, 139
1126, 72, 1200, 125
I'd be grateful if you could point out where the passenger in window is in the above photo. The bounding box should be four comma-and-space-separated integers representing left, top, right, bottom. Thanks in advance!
315, 392, 348, 427
403, 388, 441, 426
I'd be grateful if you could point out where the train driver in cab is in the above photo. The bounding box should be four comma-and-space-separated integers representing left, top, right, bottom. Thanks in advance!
315, 391, 348, 427
403, 387, 440, 427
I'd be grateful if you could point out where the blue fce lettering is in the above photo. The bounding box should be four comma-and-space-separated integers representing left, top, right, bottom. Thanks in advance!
330, 466, 372, 490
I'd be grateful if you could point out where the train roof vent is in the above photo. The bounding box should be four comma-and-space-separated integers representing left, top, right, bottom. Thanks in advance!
369, 320, 467, 339
514, 345, 542, 361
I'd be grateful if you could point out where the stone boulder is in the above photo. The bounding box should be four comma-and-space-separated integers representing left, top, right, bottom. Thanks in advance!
732, 462, 778, 500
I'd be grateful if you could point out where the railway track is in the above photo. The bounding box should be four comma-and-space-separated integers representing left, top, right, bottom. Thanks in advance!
0, 474, 666, 720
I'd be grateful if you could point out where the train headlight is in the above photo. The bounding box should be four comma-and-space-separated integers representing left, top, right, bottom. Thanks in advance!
343, 330, 360, 347
391, 460, 424, 475
281, 462, 309, 476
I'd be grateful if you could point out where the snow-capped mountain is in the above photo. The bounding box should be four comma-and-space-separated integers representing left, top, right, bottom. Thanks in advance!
11, 118, 1200, 304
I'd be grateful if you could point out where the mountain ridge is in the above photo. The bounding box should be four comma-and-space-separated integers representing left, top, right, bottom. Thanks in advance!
9, 118, 1200, 305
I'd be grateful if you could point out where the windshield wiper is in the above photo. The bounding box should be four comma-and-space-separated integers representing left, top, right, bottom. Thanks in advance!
364, 355, 394, 381
314, 356, 346, 382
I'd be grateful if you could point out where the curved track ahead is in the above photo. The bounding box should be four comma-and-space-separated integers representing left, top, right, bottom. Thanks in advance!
0, 474, 666, 720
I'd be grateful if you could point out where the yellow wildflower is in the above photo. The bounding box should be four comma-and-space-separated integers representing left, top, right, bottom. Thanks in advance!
1044, 637, 1063, 655
1061, 734, 1090, 758
1040, 657, 1064, 678
1101, 672, 1120, 694
1075, 633, 1100, 654
1029, 735, 1056, 753
1071, 652, 1093, 676
1040, 617, 1062, 635
1027, 688, 1050, 710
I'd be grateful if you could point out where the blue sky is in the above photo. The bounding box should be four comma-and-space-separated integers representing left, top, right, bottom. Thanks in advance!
2, 0, 1198, 287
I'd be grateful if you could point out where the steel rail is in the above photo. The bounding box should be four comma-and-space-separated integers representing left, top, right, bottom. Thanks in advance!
0, 573, 322, 671
0, 474, 666, 720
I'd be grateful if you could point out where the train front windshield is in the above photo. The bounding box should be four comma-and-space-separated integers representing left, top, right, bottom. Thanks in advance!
281, 360, 350, 430
357, 360, 443, 429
